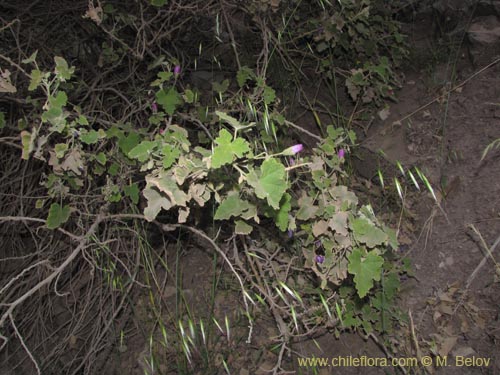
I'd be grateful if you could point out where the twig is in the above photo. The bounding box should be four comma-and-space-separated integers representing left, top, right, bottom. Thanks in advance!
0, 53, 30, 77
0, 19, 19, 33
0, 216, 81, 241
284, 120, 323, 141
363, 331, 408, 375
220, 1, 241, 71
465, 225, 500, 289
10, 313, 41, 375
0, 260, 50, 297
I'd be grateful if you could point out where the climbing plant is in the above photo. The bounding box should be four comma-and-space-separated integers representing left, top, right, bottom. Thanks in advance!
0, 0, 410, 373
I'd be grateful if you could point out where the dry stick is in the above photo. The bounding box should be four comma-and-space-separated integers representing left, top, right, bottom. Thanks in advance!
452, 226, 500, 315
408, 310, 423, 365
0, 53, 30, 77
0, 215, 103, 328
220, 1, 241, 71
363, 332, 408, 375
0, 260, 50, 297
284, 119, 323, 142
465, 225, 500, 290
397, 57, 500, 124
10, 314, 41, 375
0, 216, 80, 241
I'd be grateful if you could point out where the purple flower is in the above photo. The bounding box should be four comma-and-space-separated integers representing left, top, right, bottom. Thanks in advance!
338, 149, 345, 159
173, 65, 181, 75
289, 157, 296, 166
151, 102, 158, 113
283, 144, 304, 156
291, 144, 303, 154
315, 255, 325, 264
159, 127, 166, 135
287, 229, 294, 238
315, 240, 322, 248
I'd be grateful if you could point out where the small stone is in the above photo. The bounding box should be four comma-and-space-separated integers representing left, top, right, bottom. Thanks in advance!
378, 107, 390, 121
468, 16, 500, 46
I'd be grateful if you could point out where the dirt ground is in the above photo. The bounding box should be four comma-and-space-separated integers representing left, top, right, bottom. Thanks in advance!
283, 11, 500, 375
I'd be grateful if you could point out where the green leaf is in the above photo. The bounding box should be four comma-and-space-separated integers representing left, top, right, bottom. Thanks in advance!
35, 199, 44, 209
342, 311, 360, 328
235, 220, 253, 235
296, 195, 318, 220
263, 86, 276, 105
161, 144, 181, 169
329, 186, 358, 207
95, 152, 107, 165
54, 56, 75, 81
124, 183, 140, 204
214, 194, 254, 220
156, 87, 182, 115
211, 128, 250, 168
329, 211, 349, 236
383, 272, 400, 301
157, 71, 173, 81
108, 162, 120, 176
128, 140, 157, 162
247, 158, 287, 209
46, 203, 71, 229
215, 111, 254, 132
118, 132, 141, 155
184, 89, 195, 104
29, 69, 43, 91
143, 187, 171, 221
77, 115, 89, 126
236, 66, 254, 87
147, 173, 188, 207
79, 129, 99, 145
384, 225, 398, 250
106, 126, 124, 139
106, 184, 122, 202
348, 248, 384, 298
49, 91, 68, 109
22, 51, 38, 64
21, 130, 34, 160
54, 143, 68, 158
350, 217, 388, 248
274, 193, 291, 231
212, 79, 229, 93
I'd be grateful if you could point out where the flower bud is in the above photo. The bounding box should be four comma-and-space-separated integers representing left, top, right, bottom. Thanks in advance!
282, 144, 304, 156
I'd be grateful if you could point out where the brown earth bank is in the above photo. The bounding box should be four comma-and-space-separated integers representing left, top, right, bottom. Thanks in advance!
289, 9, 500, 375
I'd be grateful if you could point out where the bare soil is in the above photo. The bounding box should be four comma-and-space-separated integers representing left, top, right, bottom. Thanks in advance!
284, 12, 500, 375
